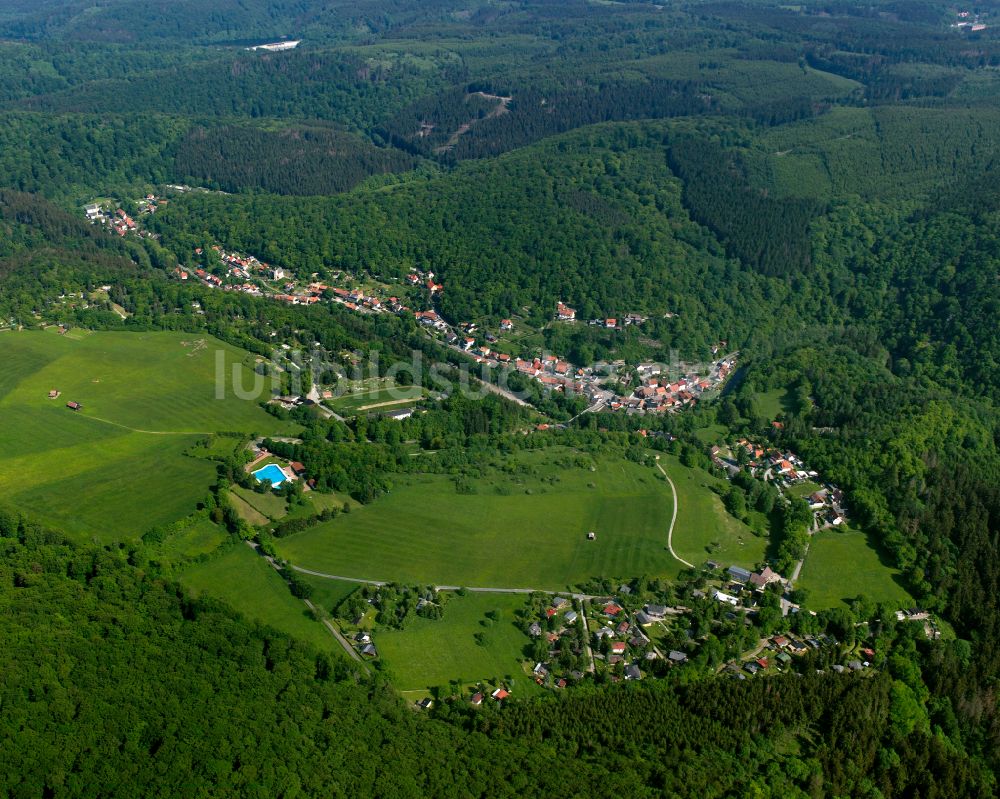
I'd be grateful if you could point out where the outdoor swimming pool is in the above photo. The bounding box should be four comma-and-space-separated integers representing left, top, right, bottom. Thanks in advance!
253, 463, 287, 487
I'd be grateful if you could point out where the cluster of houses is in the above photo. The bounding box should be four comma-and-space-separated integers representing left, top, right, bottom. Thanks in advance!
617, 357, 735, 414
706, 564, 788, 609
896, 607, 941, 640
94, 207, 735, 420
725, 440, 849, 527
176, 245, 332, 306
442, 326, 736, 415
172, 240, 435, 315
85, 195, 166, 238
729, 632, 850, 678
529, 595, 652, 684
554, 301, 648, 329
406, 270, 442, 294
87, 206, 138, 237
952, 10, 988, 31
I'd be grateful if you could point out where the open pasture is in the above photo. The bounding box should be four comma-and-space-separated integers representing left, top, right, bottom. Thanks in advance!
376, 592, 534, 692
0, 329, 293, 541
658, 454, 768, 570
797, 526, 912, 609
276, 449, 688, 590
179, 544, 339, 654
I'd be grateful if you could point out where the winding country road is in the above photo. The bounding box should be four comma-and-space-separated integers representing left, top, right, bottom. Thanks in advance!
289, 565, 598, 600
655, 460, 694, 569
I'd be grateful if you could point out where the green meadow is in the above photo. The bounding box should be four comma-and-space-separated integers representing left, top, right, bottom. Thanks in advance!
326, 384, 423, 415
375, 592, 535, 692
158, 516, 230, 563
754, 388, 792, 421
297, 574, 362, 614
229, 485, 352, 526
797, 526, 912, 610
276, 450, 682, 590
658, 454, 768, 570
0, 329, 293, 541
178, 544, 339, 654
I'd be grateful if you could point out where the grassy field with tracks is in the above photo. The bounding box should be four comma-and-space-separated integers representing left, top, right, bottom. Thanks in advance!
657, 454, 768, 570
0, 329, 293, 541
275, 449, 698, 590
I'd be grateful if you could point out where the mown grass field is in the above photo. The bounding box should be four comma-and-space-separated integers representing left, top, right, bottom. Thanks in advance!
755, 388, 792, 421
658, 454, 768, 570
375, 592, 535, 692
326, 384, 423, 415
797, 526, 912, 609
276, 450, 682, 590
0, 329, 294, 541
178, 544, 338, 654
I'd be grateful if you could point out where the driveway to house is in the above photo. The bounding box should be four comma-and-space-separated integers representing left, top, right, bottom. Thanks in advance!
655, 460, 694, 568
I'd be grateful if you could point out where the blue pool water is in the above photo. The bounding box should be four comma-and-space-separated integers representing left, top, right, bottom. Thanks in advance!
253, 463, 287, 487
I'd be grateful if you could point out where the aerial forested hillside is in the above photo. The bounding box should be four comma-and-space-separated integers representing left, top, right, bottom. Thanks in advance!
1, 521, 991, 798
0, 0, 999, 795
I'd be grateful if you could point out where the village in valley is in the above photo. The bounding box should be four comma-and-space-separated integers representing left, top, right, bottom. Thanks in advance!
73, 193, 937, 712
82, 194, 736, 417
330, 553, 934, 709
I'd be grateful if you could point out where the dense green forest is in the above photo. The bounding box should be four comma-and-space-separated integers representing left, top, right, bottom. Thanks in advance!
0, 0, 999, 794
173, 124, 420, 195
1, 520, 991, 798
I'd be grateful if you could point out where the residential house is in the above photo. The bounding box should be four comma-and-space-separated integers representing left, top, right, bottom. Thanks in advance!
713, 590, 739, 606
749, 566, 780, 591
727, 566, 752, 583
